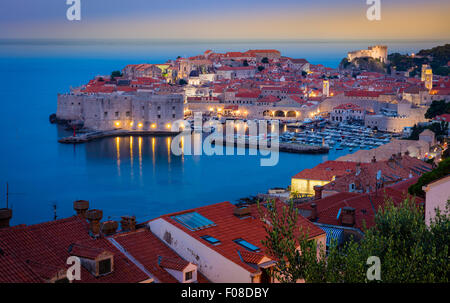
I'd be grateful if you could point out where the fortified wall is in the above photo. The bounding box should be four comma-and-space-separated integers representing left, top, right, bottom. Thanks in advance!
347, 45, 388, 63
56, 92, 184, 131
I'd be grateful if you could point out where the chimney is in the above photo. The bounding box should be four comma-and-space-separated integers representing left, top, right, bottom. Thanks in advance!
233, 205, 251, 218
0, 208, 12, 229
389, 154, 396, 162
73, 200, 89, 218
86, 209, 103, 237
101, 220, 118, 235
310, 203, 318, 221
340, 207, 356, 227
314, 185, 323, 200
120, 216, 136, 232
371, 156, 376, 163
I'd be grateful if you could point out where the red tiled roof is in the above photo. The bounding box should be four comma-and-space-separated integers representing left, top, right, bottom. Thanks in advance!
69, 243, 111, 260
112, 229, 210, 283
344, 90, 383, 98
239, 250, 265, 264
298, 178, 425, 230
434, 114, 450, 122
158, 201, 325, 274
0, 216, 149, 283
0, 253, 43, 283
333, 103, 362, 110
159, 257, 189, 271
292, 161, 359, 181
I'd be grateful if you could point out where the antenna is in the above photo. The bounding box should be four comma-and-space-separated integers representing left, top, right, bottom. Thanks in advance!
52, 203, 58, 221
6, 182, 8, 209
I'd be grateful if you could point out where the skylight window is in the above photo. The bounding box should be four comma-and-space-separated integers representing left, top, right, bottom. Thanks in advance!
171, 212, 216, 231
201, 235, 221, 245
234, 238, 260, 252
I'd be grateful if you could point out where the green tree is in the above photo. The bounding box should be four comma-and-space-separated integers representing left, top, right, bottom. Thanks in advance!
407, 121, 449, 141
409, 157, 450, 197
260, 198, 450, 283
111, 70, 123, 80
425, 100, 450, 119
257, 200, 327, 283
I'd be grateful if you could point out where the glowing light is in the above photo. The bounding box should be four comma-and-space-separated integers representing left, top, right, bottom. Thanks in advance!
209, 107, 214, 111
138, 123, 143, 128
151, 123, 157, 129
115, 121, 121, 127
166, 123, 171, 129
217, 108, 223, 112
130, 122, 134, 127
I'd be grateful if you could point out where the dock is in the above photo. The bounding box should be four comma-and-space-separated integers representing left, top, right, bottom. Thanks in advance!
58, 129, 180, 144
210, 135, 330, 154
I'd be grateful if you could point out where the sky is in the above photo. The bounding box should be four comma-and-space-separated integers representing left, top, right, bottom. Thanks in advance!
0, 0, 449, 40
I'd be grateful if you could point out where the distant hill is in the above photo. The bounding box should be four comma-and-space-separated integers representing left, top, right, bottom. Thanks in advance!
388, 44, 450, 76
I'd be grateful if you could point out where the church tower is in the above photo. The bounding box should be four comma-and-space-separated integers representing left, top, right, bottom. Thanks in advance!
424, 67, 433, 91
323, 80, 330, 97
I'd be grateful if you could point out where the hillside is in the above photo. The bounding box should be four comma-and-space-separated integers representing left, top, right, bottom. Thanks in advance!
339, 57, 387, 73
388, 44, 450, 76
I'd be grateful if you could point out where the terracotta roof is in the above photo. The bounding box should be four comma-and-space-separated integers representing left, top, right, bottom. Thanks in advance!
292, 161, 358, 181
158, 201, 324, 274
298, 178, 424, 231
333, 103, 362, 110
0, 216, 148, 283
239, 250, 266, 264
0, 252, 43, 283
344, 90, 383, 98
69, 244, 111, 260
159, 256, 189, 271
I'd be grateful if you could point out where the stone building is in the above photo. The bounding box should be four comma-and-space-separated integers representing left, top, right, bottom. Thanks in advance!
347, 45, 388, 63
56, 92, 183, 131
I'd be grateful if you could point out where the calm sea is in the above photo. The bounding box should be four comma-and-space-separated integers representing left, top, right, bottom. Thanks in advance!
0, 39, 445, 225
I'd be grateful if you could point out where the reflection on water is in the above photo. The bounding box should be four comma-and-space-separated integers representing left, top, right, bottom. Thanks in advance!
86, 136, 184, 177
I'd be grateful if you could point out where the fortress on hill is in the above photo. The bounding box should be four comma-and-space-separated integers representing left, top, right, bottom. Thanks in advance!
347, 45, 388, 63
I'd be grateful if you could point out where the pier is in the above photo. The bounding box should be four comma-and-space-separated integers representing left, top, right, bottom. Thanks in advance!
209, 135, 330, 154
58, 129, 180, 144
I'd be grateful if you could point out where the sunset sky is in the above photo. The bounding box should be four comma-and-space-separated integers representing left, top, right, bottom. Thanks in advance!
1, 0, 449, 40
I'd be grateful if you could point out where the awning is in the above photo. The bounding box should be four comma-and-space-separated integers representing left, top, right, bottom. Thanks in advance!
319, 225, 344, 247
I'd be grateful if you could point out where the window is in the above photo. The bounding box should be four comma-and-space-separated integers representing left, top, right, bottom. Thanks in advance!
185, 271, 193, 281
201, 235, 221, 245
115, 112, 119, 118
171, 212, 216, 231
104, 112, 108, 118
126, 111, 130, 117
172, 114, 176, 118
234, 238, 260, 252
98, 258, 112, 275
157, 115, 161, 119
